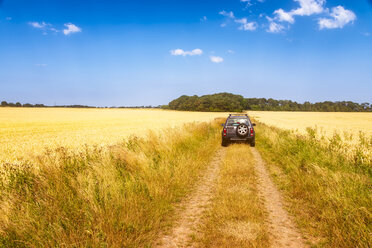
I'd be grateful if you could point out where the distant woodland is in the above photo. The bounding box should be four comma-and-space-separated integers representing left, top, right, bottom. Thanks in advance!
1, 93, 371, 112
0, 101, 157, 109
163, 93, 372, 112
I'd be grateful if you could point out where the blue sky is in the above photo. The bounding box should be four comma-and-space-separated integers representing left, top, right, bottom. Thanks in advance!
0, 0, 371, 106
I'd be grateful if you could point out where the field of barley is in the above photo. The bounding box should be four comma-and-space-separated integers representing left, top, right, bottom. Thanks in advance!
0, 108, 227, 164
1, 108, 371, 165
0, 108, 371, 247
249, 111, 372, 166
249, 111, 372, 139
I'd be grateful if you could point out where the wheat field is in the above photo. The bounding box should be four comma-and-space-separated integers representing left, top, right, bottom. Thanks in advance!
248, 111, 372, 140
0, 108, 226, 164
2, 108, 371, 165
1, 108, 371, 247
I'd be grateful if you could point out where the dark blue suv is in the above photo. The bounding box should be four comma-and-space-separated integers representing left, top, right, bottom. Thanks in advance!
221, 114, 256, 147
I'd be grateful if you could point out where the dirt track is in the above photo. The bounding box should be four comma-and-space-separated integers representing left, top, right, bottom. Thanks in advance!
155, 149, 225, 248
156, 147, 306, 248
251, 148, 306, 248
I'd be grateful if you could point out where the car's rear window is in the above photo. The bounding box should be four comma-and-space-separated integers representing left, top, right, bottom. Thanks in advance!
226, 118, 249, 126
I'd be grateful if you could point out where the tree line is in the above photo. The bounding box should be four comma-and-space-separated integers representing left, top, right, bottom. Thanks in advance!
2, 94, 371, 112
163, 93, 372, 112
1, 101, 92, 108
0, 101, 160, 109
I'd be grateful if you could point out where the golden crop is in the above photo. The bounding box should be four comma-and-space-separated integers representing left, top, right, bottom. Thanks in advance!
0, 108, 226, 164
248, 111, 372, 140
248, 111, 372, 163
2, 108, 371, 165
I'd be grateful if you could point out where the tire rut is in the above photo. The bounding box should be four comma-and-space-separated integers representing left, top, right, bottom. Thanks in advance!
155, 148, 226, 248
251, 148, 307, 248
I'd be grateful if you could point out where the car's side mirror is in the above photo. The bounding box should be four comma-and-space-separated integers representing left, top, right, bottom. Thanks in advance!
252, 123, 256, 126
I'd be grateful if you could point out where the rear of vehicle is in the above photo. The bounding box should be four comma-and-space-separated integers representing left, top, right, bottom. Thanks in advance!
221, 114, 256, 147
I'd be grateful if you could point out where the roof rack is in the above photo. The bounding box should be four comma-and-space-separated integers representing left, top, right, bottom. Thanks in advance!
229, 114, 248, 117
229, 114, 249, 118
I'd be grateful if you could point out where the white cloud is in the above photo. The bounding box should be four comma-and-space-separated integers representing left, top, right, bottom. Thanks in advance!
272, 0, 325, 26
235, 18, 258, 31
240, 0, 252, 8
6, 17, 12, 21
268, 22, 284, 33
291, 0, 325, 16
228, 0, 356, 33
227, 50, 235, 54
267, 17, 285, 33
210, 56, 224, 63
63, 23, 81, 35
35, 64, 47, 67
318, 6, 356, 29
28, 21, 49, 29
29, 21, 81, 35
171, 49, 203, 56
274, 9, 295, 23
241, 0, 264, 7
219, 10, 235, 19
219, 10, 256, 31
362, 32, 371, 37
28, 21, 60, 35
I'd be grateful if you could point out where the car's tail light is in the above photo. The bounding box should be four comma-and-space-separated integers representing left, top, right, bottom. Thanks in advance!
250, 128, 254, 136
223, 128, 227, 136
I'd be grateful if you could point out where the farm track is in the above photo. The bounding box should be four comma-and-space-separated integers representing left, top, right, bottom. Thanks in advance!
155, 148, 226, 248
251, 148, 306, 248
156, 147, 306, 248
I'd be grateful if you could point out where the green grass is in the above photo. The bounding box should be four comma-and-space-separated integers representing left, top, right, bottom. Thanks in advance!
255, 122, 371, 247
0, 122, 221, 247
197, 144, 269, 248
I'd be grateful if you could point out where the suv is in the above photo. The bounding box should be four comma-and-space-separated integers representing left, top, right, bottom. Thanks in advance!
221, 114, 256, 147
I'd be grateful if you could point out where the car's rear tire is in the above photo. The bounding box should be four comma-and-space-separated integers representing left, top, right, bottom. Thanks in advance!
250, 140, 255, 147
221, 139, 228, 147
